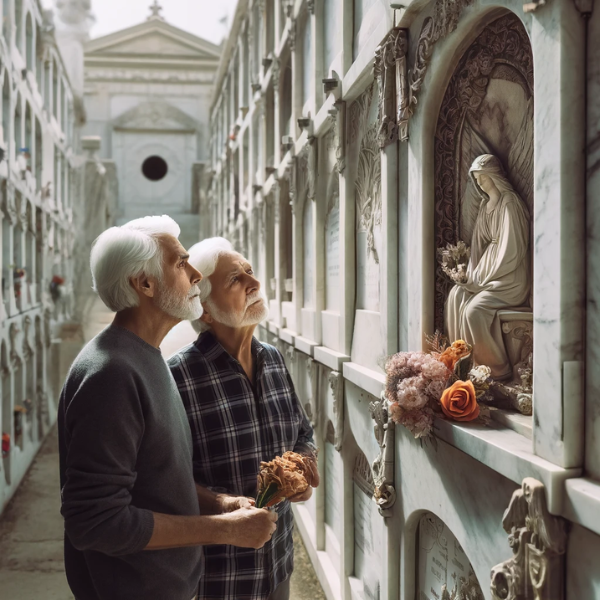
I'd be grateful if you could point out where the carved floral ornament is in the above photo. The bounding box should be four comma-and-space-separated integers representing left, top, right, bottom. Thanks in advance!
491, 478, 567, 600
327, 370, 344, 452
376, 0, 480, 141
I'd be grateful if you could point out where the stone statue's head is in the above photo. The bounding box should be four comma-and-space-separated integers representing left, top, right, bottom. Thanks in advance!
54, 0, 93, 26
468, 154, 512, 200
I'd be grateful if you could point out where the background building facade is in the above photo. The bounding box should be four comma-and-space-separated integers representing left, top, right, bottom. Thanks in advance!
83, 6, 221, 249
207, 0, 600, 599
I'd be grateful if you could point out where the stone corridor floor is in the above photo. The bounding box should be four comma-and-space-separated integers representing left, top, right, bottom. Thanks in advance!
0, 298, 326, 600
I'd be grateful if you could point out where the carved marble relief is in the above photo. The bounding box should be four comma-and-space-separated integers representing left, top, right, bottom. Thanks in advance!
328, 370, 344, 451
304, 357, 318, 427
369, 394, 396, 516
491, 478, 567, 600
373, 27, 408, 146
434, 14, 534, 332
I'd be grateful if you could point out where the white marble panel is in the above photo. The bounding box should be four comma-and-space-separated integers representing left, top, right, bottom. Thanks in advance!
303, 199, 315, 309
325, 442, 343, 565
321, 310, 341, 352
350, 309, 383, 374
353, 483, 384, 599
585, 2, 600, 480
325, 203, 340, 312
344, 381, 381, 465
356, 228, 381, 313
566, 524, 600, 599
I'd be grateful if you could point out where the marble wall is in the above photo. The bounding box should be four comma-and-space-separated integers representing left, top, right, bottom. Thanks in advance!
0, 0, 81, 513
207, 0, 600, 598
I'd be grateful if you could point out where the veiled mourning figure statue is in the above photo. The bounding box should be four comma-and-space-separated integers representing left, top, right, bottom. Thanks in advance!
446, 155, 530, 379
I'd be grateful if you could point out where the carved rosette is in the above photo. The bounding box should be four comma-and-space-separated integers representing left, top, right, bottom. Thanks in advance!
327, 370, 344, 451
369, 394, 396, 516
373, 28, 407, 147
433, 14, 534, 330
491, 478, 567, 600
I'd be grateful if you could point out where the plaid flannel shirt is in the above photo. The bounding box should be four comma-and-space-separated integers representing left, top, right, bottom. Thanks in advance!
168, 331, 316, 600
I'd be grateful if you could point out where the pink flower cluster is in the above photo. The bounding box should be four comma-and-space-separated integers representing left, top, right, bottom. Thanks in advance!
385, 351, 451, 438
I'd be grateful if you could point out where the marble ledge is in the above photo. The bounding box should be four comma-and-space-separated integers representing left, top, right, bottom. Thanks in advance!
313, 94, 336, 137
433, 418, 581, 515
267, 321, 279, 335
279, 327, 297, 345
314, 346, 350, 372
342, 361, 385, 399
563, 477, 600, 537
295, 335, 319, 356
292, 504, 342, 600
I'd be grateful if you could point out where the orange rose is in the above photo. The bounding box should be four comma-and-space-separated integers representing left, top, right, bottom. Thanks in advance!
440, 380, 480, 422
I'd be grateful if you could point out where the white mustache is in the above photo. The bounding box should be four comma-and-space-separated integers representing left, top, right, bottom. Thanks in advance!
246, 291, 265, 308
188, 285, 201, 299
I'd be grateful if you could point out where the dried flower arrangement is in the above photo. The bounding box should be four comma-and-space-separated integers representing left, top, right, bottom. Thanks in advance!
384, 332, 493, 440
256, 451, 316, 508
437, 241, 471, 284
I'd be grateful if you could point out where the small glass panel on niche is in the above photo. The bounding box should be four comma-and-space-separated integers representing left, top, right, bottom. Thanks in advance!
416, 512, 484, 600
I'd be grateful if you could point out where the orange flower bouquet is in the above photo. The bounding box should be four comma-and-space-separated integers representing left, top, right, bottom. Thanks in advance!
384, 333, 493, 440
256, 451, 316, 508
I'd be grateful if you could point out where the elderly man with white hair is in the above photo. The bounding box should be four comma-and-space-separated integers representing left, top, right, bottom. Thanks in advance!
58, 217, 277, 600
168, 237, 319, 600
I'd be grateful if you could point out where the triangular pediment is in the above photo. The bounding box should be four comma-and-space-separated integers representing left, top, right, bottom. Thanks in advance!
85, 19, 221, 60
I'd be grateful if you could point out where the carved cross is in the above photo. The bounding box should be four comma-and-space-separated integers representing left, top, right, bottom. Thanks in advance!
148, 0, 164, 19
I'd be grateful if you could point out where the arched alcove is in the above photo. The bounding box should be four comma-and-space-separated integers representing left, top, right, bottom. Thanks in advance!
414, 512, 484, 599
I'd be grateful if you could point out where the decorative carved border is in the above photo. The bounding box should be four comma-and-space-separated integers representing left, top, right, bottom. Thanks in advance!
433, 14, 534, 330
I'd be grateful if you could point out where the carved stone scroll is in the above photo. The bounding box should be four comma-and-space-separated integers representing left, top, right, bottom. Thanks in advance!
353, 451, 375, 497
369, 394, 396, 516
328, 370, 344, 451
373, 28, 407, 147
491, 478, 567, 600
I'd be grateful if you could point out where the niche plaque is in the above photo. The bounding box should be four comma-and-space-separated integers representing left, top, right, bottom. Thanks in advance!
417, 513, 483, 600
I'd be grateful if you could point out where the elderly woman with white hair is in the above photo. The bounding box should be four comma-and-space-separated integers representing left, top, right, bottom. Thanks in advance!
169, 237, 319, 600
58, 217, 277, 600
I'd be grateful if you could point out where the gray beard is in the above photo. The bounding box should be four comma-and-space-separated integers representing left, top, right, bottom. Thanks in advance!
205, 292, 269, 328
156, 284, 203, 321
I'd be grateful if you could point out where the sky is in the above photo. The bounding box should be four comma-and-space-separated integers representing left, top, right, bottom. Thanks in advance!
42, 0, 240, 45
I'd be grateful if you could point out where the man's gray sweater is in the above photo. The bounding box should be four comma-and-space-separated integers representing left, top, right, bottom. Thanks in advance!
58, 325, 203, 600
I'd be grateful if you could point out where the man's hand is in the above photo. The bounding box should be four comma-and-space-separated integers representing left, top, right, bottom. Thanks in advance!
219, 494, 255, 512
289, 453, 320, 503
223, 507, 278, 549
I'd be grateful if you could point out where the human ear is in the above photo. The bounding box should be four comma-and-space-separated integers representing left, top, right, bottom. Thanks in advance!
131, 275, 156, 298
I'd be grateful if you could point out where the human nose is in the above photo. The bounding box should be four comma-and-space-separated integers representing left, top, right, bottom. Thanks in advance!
189, 264, 202, 285
247, 273, 260, 293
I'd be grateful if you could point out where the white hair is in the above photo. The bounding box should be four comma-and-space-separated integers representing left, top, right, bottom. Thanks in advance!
187, 237, 235, 333
91, 215, 181, 312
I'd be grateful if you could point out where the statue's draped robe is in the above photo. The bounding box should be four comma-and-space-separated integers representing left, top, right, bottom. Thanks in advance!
446, 191, 530, 378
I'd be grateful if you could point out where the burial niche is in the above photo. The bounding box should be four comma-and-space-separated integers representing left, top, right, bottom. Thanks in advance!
417, 512, 484, 600
434, 14, 534, 412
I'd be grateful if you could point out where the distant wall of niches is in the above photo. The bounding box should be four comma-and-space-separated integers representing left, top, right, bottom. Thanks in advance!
208, 0, 600, 599
0, 0, 81, 513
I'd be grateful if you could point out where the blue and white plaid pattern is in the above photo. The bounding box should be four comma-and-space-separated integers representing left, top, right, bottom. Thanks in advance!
168, 332, 315, 600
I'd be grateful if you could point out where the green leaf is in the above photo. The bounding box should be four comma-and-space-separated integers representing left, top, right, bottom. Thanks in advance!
454, 352, 473, 381
256, 482, 281, 508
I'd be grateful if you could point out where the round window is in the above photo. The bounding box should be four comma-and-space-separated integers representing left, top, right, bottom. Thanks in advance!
141, 156, 168, 181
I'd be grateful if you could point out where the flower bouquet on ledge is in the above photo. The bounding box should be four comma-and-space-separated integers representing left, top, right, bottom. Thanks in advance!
256, 451, 316, 508
384, 332, 494, 441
